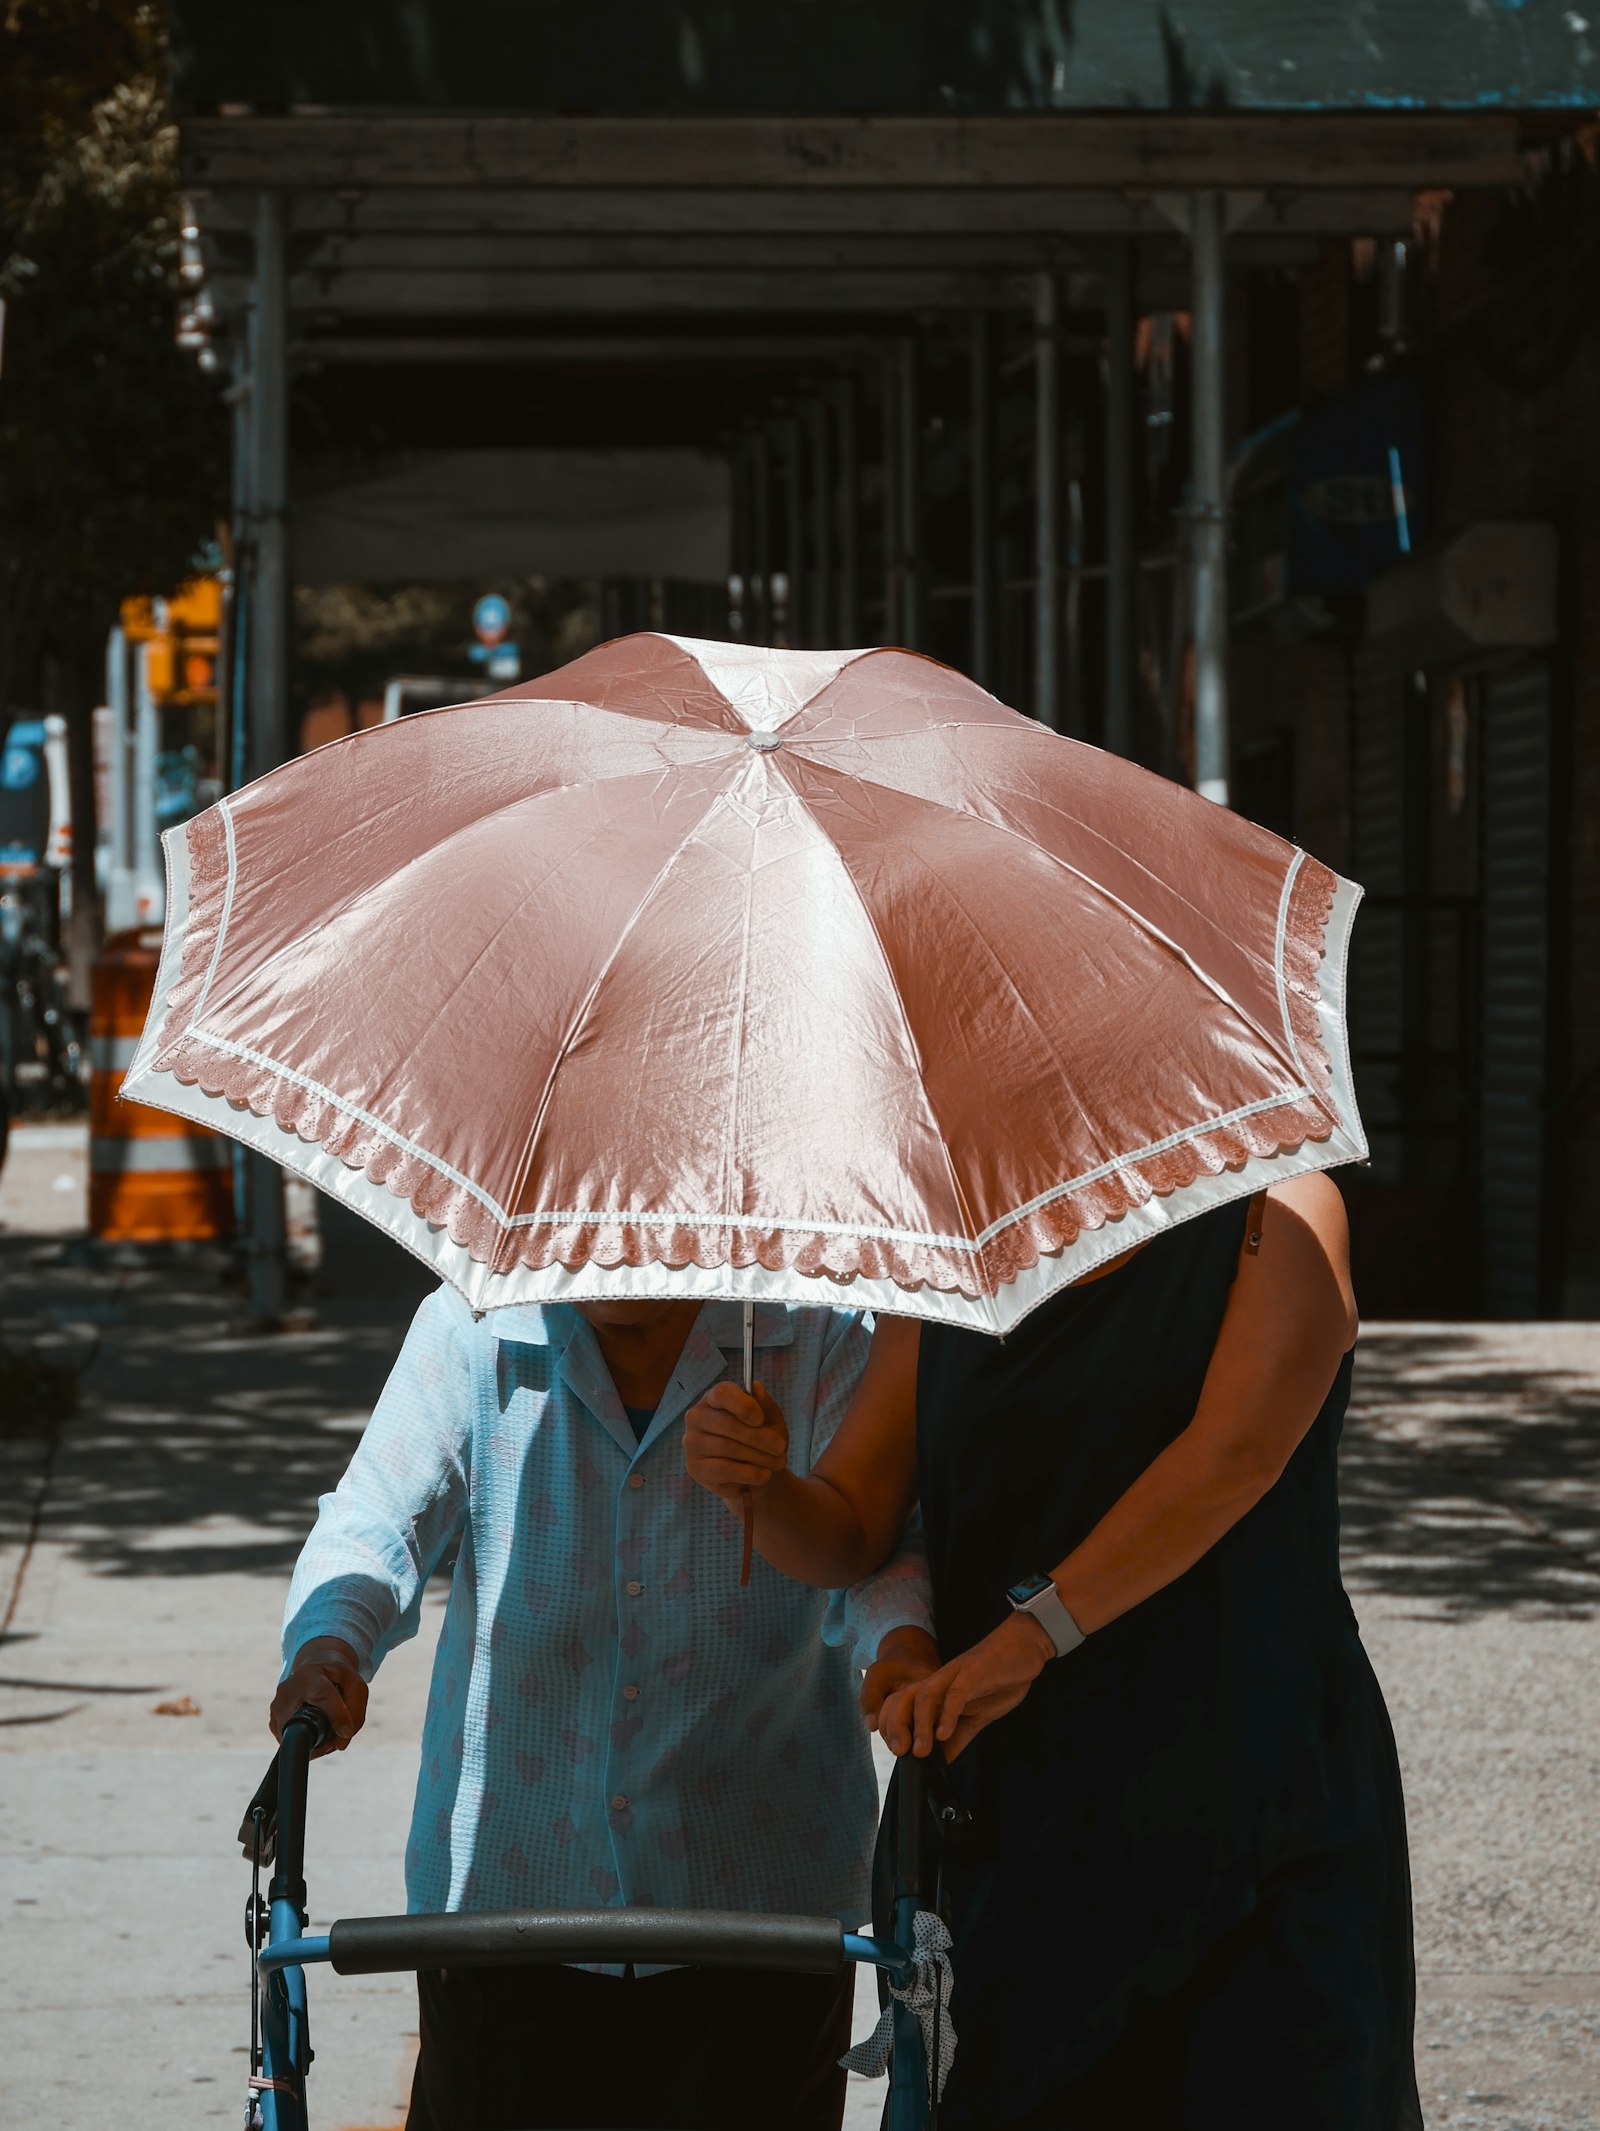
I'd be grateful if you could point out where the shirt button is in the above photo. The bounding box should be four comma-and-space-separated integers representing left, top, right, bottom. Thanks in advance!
628, 1472, 645, 1490
611, 1794, 630, 1811
626, 1580, 643, 1596
623, 1684, 640, 1701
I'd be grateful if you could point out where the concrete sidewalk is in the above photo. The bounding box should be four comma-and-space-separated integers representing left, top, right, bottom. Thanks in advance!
4, 1120, 1599, 2129
0, 1126, 892, 2130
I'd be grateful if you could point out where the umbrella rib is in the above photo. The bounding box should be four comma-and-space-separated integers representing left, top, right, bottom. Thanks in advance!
881, 839, 1114, 1164
778, 780, 987, 1256
305, 722, 717, 877
492, 791, 725, 1253
233, 697, 725, 920
346, 810, 673, 1124
185, 759, 706, 1039
775, 749, 1305, 1077
791, 724, 1252, 929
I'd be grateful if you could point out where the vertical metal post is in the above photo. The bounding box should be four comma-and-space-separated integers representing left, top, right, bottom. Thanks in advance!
1034, 270, 1061, 729
1189, 191, 1230, 804
246, 189, 289, 1321
1066, 457, 1086, 738
1104, 237, 1137, 760
224, 343, 254, 1242
750, 426, 772, 643
833, 376, 860, 644
881, 347, 901, 643
749, 424, 771, 639
897, 335, 923, 651
806, 400, 833, 646
726, 434, 747, 637
227, 341, 255, 796
779, 414, 804, 648
103, 629, 133, 929
969, 311, 996, 690
247, 192, 289, 784
131, 642, 162, 920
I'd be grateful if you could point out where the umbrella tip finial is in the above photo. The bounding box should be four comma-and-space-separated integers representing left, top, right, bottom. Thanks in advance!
746, 730, 782, 754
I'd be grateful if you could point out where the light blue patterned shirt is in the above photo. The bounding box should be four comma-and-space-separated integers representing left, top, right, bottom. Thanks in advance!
283, 1290, 931, 1956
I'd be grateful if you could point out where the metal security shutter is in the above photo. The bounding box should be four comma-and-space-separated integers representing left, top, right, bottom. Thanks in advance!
1348, 671, 1408, 1183
1478, 656, 1552, 1317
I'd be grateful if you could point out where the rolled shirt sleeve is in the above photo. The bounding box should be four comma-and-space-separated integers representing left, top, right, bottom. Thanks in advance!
811, 1311, 937, 1665
281, 1286, 474, 1679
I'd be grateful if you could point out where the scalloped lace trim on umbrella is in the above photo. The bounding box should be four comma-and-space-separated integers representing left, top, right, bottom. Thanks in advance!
151, 816, 1344, 1301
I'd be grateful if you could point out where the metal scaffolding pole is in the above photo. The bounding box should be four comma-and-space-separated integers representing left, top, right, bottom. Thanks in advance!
1033, 271, 1062, 729
247, 194, 290, 784
832, 376, 860, 646
226, 342, 254, 795
881, 348, 901, 643
806, 399, 834, 647
779, 414, 804, 647
1103, 237, 1137, 760
737, 432, 758, 630
897, 335, 923, 651
1189, 191, 1230, 804
245, 189, 290, 1321
969, 311, 996, 690
749, 426, 772, 643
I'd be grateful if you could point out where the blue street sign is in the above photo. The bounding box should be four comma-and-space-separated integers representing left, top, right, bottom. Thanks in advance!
473, 593, 512, 645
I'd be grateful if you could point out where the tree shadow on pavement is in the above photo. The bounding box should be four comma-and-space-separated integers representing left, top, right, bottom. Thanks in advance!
1340, 1329, 1600, 1622
0, 1197, 436, 1586
9, 1194, 1599, 1632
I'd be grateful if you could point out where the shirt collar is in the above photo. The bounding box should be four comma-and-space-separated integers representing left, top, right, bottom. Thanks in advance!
481, 1299, 795, 1460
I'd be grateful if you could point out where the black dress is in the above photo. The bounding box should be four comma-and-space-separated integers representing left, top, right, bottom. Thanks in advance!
916, 1197, 1423, 2131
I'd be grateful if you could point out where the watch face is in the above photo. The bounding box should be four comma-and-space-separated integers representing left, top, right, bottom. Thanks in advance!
1007, 1574, 1052, 1607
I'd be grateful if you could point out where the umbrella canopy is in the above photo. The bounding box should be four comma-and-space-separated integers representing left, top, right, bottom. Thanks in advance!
123, 636, 1365, 1333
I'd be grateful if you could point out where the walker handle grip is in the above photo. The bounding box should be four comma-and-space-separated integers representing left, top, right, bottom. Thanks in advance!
329, 1907, 845, 1977
237, 1705, 331, 1874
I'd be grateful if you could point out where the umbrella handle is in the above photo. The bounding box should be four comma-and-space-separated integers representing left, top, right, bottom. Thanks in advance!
740, 1300, 755, 1588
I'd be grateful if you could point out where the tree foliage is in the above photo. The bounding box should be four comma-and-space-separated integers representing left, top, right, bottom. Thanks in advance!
0, 2, 226, 712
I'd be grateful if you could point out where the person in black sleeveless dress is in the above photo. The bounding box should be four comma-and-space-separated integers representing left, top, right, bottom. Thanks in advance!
685, 1176, 1423, 2131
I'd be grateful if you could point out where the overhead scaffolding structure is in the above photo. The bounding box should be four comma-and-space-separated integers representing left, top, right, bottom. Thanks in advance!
168, 0, 1599, 1317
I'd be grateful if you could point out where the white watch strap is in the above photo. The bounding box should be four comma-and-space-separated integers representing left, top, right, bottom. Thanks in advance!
1014, 1579, 1086, 1658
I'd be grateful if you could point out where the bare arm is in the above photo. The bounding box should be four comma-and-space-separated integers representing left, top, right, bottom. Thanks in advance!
1052, 1172, 1356, 1633
683, 1313, 922, 1586
883, 1172, 1359, 1761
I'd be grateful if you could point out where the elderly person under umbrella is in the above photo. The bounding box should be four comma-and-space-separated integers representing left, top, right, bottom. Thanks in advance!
273, 1289, 936, 2131
125, 630, 1393, 2125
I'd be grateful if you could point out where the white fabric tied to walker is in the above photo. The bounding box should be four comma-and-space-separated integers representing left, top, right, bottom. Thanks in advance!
840, 1909, 957, 2102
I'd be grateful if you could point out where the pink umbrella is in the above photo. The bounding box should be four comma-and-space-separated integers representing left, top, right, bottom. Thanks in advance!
122, 634, 1364, 1335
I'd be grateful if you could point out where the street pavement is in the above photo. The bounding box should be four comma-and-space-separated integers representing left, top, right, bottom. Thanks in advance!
3, 1119, 1598, 2130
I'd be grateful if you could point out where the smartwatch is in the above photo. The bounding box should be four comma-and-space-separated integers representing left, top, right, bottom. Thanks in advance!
1006, 1572, 1086, 1658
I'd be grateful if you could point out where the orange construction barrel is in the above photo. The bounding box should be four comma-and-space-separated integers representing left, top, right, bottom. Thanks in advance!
89, 927, 235, 1242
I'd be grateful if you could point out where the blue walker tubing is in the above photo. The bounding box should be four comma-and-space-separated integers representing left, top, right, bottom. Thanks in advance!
254, 1708, 324, 2131
247, 1713, 933, 2128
